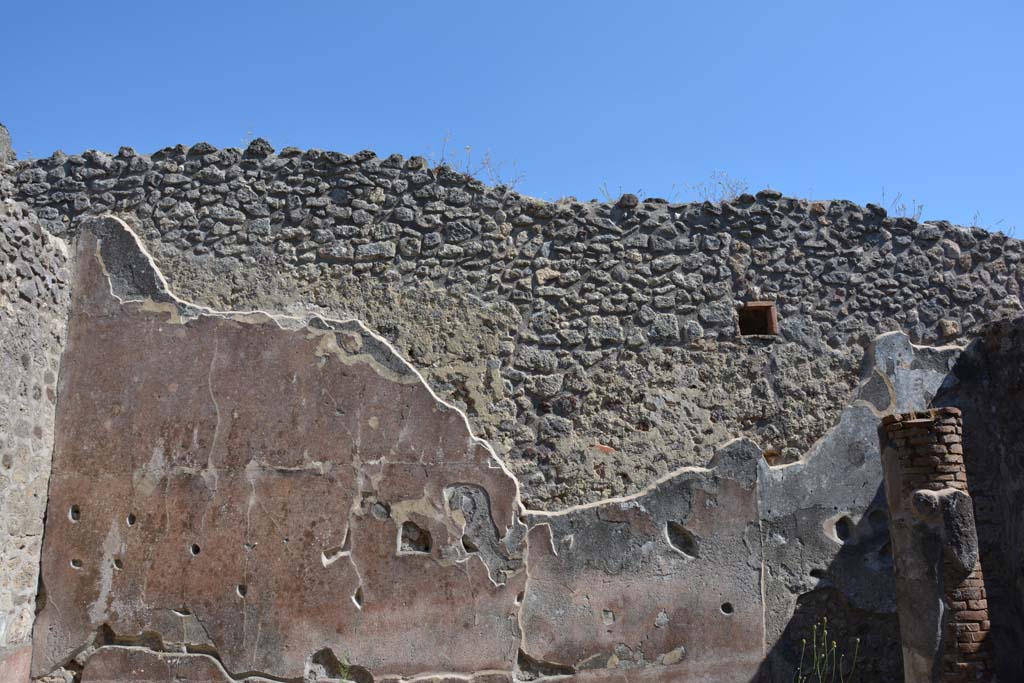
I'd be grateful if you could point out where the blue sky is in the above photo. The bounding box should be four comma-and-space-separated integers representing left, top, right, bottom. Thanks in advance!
3, 1, 1021, 231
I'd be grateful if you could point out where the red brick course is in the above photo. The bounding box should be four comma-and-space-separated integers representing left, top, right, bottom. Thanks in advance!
883, 408, 995, 682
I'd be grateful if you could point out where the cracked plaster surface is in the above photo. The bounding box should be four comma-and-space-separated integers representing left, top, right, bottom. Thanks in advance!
35, 217, 523, 680
34, 217, 767, 683
3, 128, 1021, 682
27, 215, 979, 683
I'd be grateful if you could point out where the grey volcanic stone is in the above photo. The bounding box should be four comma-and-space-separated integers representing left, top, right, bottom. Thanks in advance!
5, 135, 1024, 681
0, 189, 70, 670
934, 314, 1024, 680
5, 142, 1023, 514
0, 124, 13, 164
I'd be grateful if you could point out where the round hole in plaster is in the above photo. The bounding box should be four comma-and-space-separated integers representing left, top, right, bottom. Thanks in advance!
720, 602, 734, 615
190, 543, 201, 556
835, 516, 853, 542
113, 559, 124, 570
462, 535, 479, 553
236, 584, 248, 598
69, 505, 81, 522
126, 513, 137, 527
70, 559, 82, 569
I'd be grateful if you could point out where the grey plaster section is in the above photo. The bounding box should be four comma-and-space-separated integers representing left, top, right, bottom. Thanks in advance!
0, 192, 70, 662
85, 215, 176, 305
757, 332, 961, 681
7, 137, 1024, 511
884, 510, 946, 682
520, 438, 765, 680
882, 479, 980, 683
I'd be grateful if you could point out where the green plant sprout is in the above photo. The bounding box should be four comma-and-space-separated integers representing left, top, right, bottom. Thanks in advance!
794, 617, 860, 683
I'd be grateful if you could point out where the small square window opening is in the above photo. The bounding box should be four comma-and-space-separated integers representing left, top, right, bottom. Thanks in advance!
738, 301, 778, 336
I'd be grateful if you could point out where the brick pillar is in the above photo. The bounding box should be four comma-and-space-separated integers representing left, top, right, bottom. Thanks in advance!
881, 408, 995, 682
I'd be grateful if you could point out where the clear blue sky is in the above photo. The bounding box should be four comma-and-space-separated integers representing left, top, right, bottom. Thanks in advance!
3, 1, 1021, 231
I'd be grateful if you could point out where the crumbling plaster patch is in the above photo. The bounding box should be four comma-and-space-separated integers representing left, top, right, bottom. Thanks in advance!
520, 438, 764, 680
756, 332, 963, 680
34, 217, 526, 680
24, 214, 983, 683
33, 217, 767, 683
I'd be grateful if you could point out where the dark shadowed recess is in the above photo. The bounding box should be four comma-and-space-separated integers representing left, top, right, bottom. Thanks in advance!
752, 484, 900, 682
933, 316, 1024, 681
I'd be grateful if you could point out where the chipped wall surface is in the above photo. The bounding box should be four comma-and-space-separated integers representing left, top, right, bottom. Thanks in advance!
935, 316, 1024, 680
880, 409, 995, 682
10, 141, 1024, 511
521, 439, 764, 681
0, 167, 70, 677
756, 332, 961, 681
28, 217, 769, 682
36, 219, 524, 680
4, 131, 1024, 682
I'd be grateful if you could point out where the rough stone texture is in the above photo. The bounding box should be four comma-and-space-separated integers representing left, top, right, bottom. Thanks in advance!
9, 141, 1024, 512
880, 409, 994, 682
6, 131, 1024, 681
0, 124, 14, 165
35, 218, 524, 680
33, 217, 771, 682
934, 315, 1024, 680
0, 162, 70, 676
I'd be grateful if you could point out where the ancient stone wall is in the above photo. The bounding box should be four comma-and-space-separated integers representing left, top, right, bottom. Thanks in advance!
756, 332, 960, 681
31, 216, 767, 683
10, 141, 1023, 513
0, 152, 70, 680
936, 316, 1024, 680
0, 124, 14, 165
4, 130, 1024, 681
